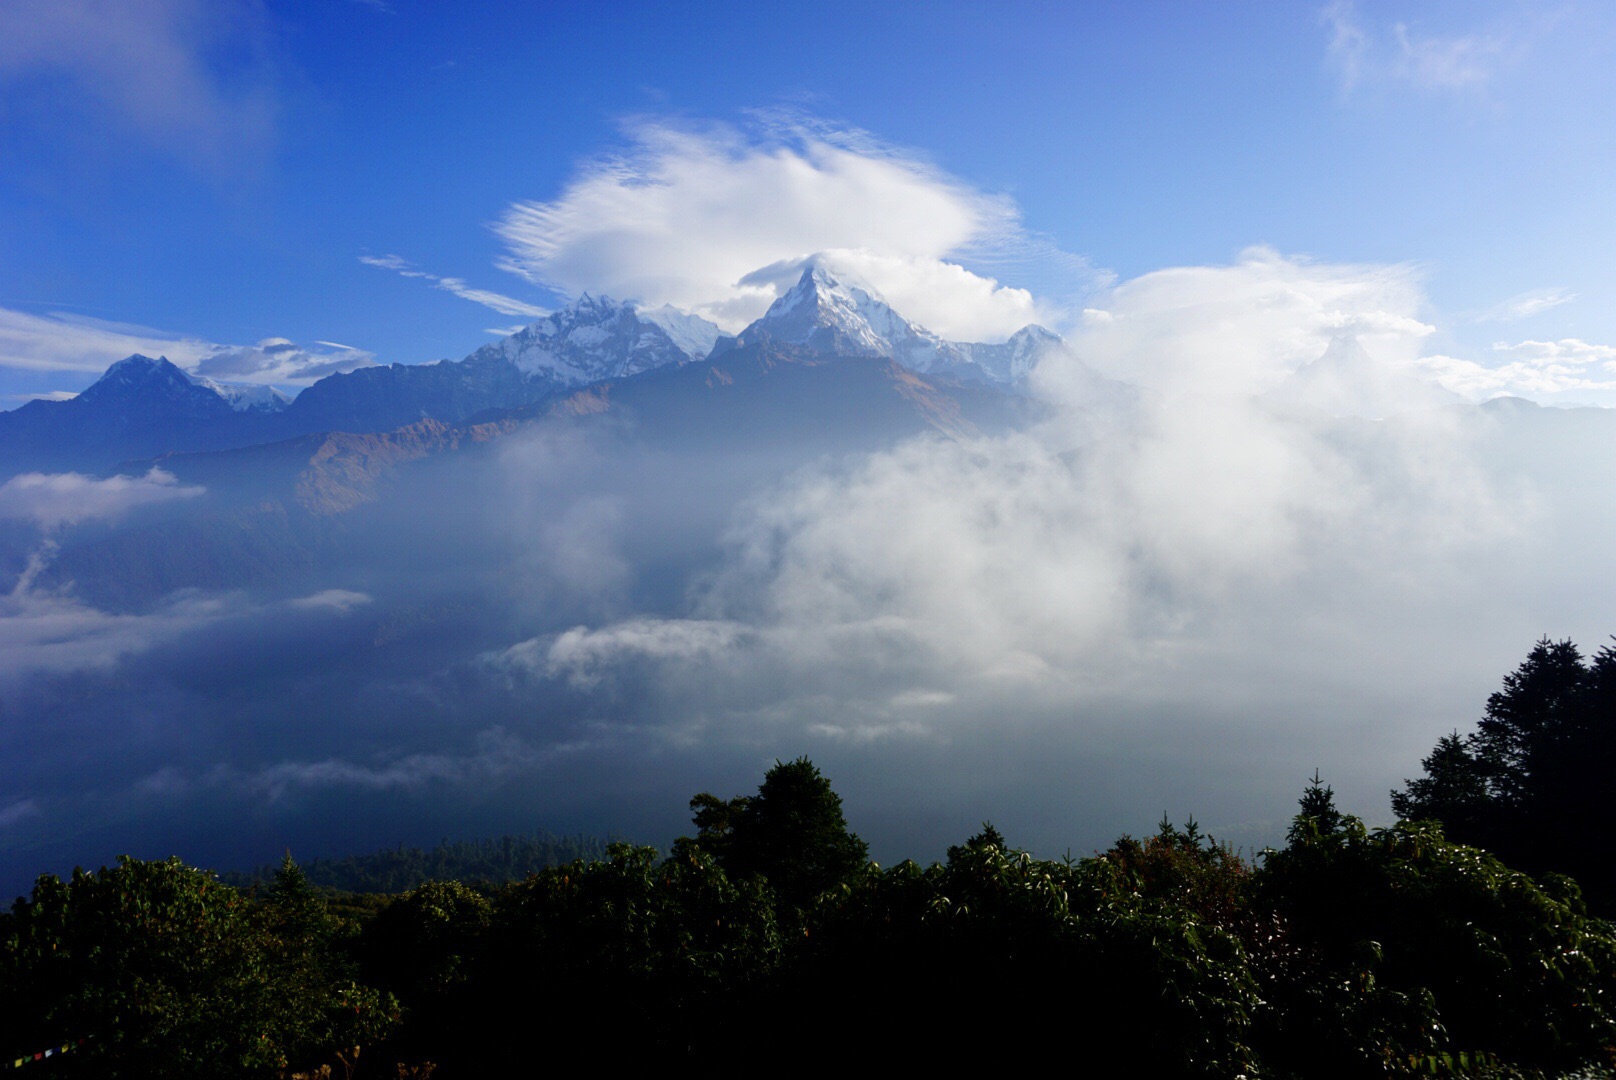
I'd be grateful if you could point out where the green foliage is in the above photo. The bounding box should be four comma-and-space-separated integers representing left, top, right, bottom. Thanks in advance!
1393, 636, 1616, 913
1289, 769, 1351, 845
1259, 812, 1616, 1077
686, 756, 869, 909
1391, 733, 1489, 837
0, 855, 396, 1078
433, 842, 782, 1069
7, 757, 1616, 1075
776, 821, 1264, 1075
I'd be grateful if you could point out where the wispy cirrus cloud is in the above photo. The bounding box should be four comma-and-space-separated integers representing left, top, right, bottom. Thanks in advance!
1322, 1, 1519, 95
360, 254, 549, 319
1474, 287, 1580, 323
0, 0, 275, 172
0, 307, 372, 386
493, 115, 1097, 338
0, 308, 215, 375
0, 799, 40, 830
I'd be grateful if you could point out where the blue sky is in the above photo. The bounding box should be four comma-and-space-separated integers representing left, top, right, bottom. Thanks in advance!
2, 0, 1613, 404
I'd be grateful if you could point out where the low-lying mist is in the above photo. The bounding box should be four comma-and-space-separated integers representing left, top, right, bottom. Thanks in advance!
4, 254, 1614, 897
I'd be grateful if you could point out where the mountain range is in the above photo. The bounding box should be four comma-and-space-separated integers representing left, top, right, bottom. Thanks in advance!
4, 266, 1073, 608
0, 264, 1070, 477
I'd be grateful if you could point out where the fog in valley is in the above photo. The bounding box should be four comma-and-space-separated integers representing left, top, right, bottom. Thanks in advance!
3, 251, 1614, 895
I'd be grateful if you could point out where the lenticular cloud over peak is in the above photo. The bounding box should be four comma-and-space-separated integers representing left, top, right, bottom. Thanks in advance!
493, 117, 1078, 339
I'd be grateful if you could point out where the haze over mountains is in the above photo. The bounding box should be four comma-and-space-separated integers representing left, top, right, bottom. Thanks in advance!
0, 263, 1068, 477
3, 253, 1614, 900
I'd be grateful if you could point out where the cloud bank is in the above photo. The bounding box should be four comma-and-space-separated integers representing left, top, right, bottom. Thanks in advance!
1415, 338, 1616, 404
478, 251, 1517, 766
5, 245, 1609, 890
1066, 247, 1432, 394
0, 468, 204, 529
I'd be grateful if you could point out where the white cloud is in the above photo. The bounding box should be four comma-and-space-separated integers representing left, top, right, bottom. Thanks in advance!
1414, 338, 1616, 402
0, 307, 373, 386
148, 728, 555, 804
1322, 1, 1515, 94
1476, 287, 1579, 323
360, 254, 549, 319
0, 468, 204, 529
1059, 246, 1435, 399
491, 249, 1513, 750
5, 390, 77, 403
287, 589, 373, 614
493, 116, 1090, 336
0, 568, 235, 681
0, 799, 40, 830
0, 547, 380, 685
0, 0, 275, 170
0, 308, 217, 374
533, 618, 749, 689
194, 337, 375, 385
1493, 338, 1616, 365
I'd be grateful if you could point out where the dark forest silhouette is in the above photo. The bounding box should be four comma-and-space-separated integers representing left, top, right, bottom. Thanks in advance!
6, 642, 1616, 1077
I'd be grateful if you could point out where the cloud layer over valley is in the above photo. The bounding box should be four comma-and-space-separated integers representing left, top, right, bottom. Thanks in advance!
7, 239, 1615, 893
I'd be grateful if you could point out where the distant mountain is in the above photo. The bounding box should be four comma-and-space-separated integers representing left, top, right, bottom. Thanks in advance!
530, 337, 1041, 450
468, 293, 721, 384
288, 295, 721, 436
0, 355, 286, 473
957, 325, 1067, 384
1265, 335, 1459, 419
0, 299, 724, 477
725, 262, 1069, 388
38, 341, 1039, 608
0, 286, 1074, 482
189, 374, 292, 413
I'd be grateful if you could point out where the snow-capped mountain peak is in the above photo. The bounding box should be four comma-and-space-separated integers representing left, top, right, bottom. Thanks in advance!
187, 373, 292, 413
731, 260, 1071, 387
77, 354, 198, 403
736, 261, 965, 372
634, 302, 723, 361
469, 294, 722, 386
77, 354, 291, 413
